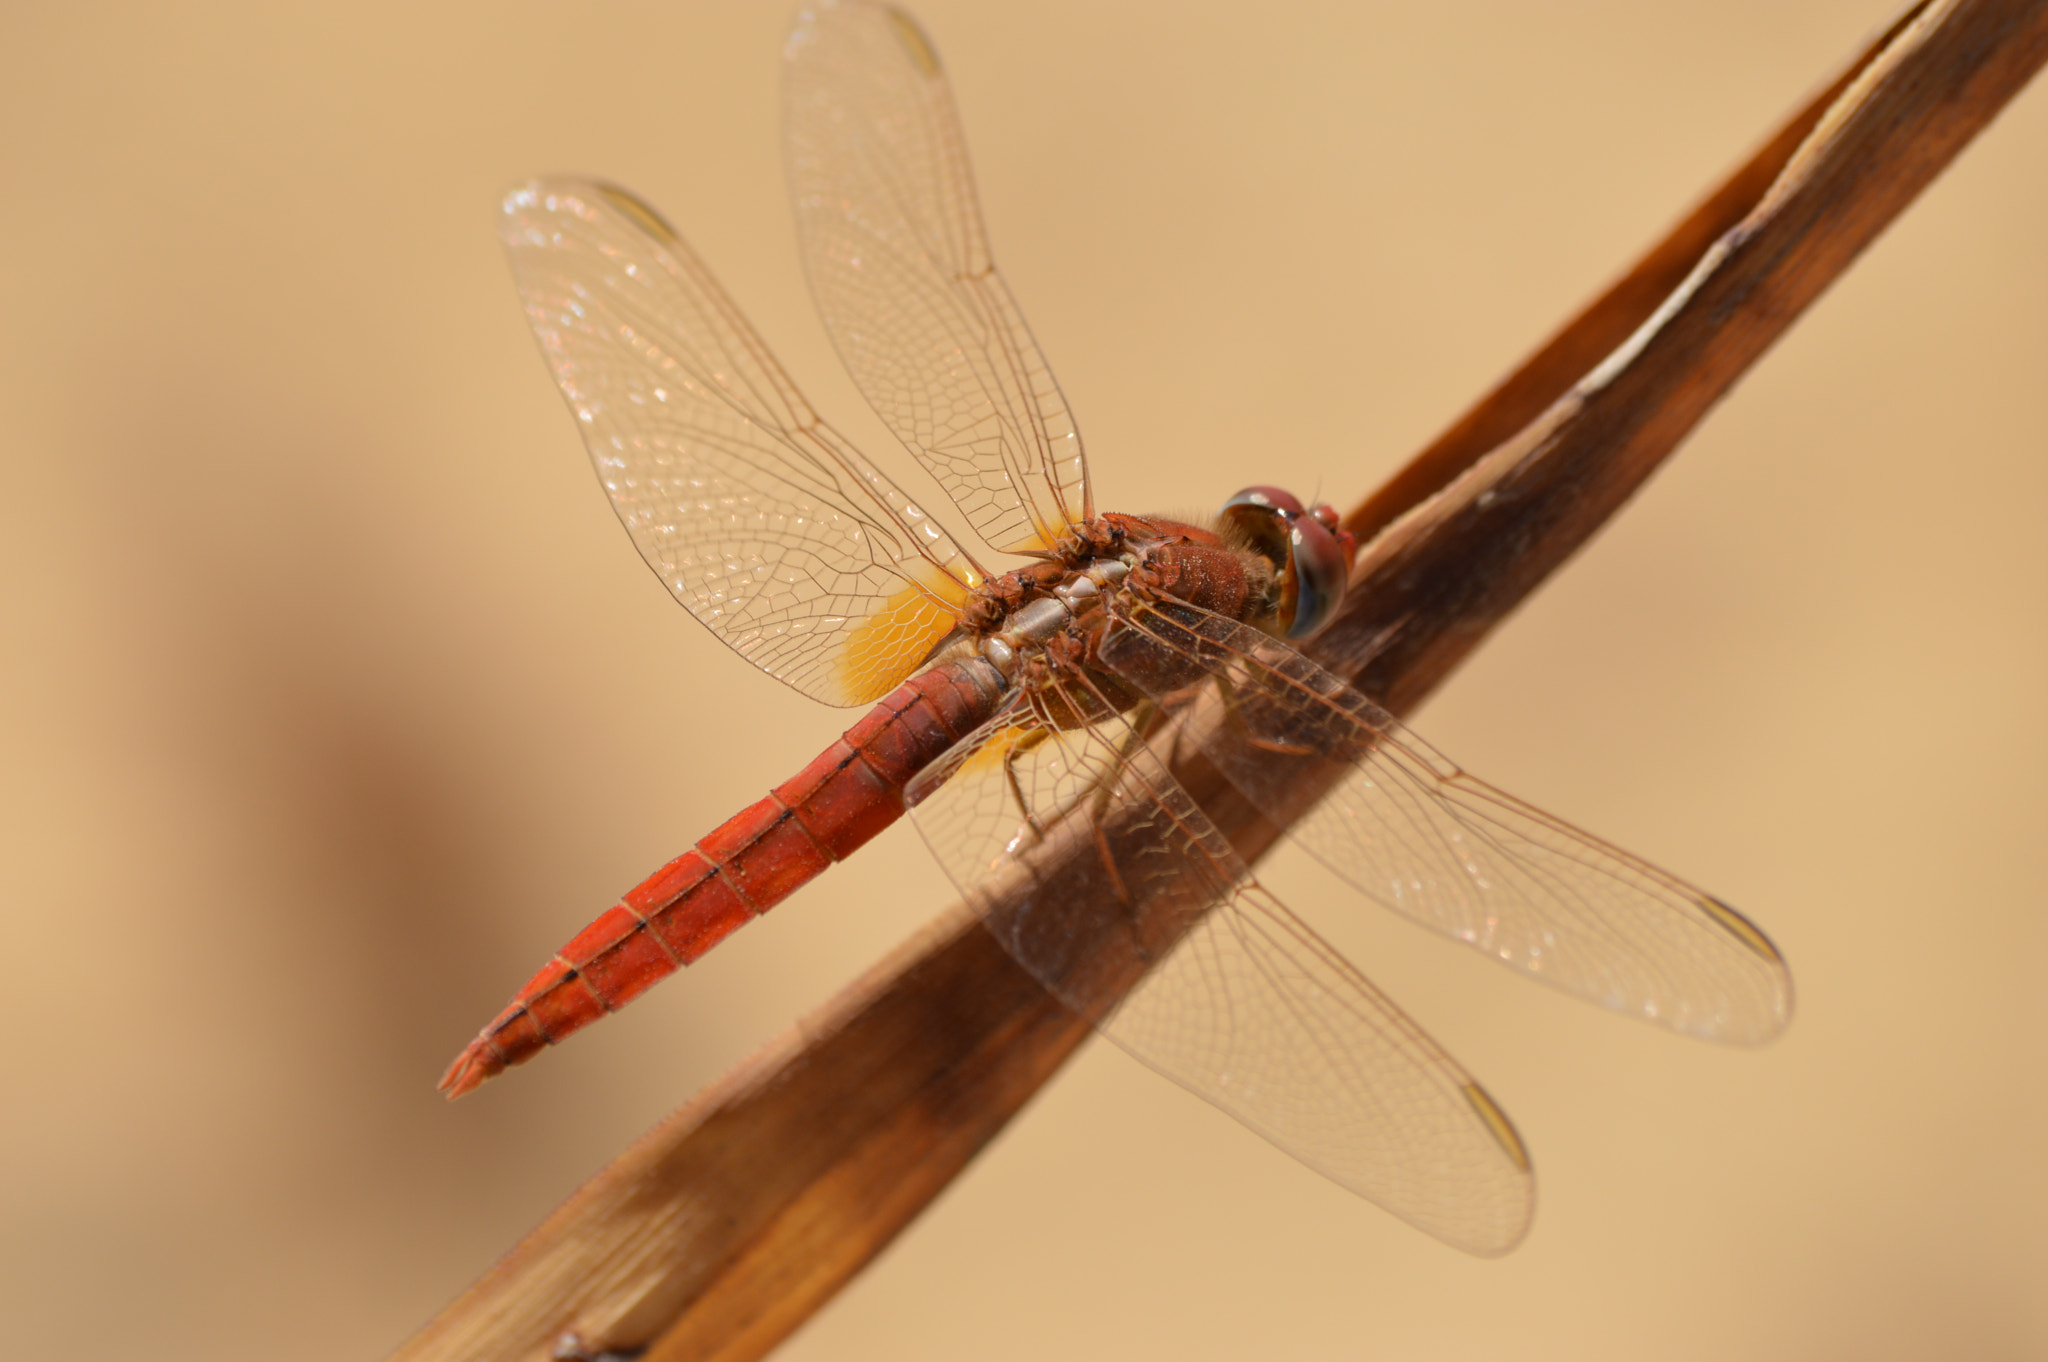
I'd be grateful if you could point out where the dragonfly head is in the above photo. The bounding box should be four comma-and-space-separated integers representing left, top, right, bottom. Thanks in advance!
1218, 486, 1358, 639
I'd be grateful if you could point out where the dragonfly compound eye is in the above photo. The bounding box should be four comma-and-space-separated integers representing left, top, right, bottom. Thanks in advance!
1219, 485, 1350, 638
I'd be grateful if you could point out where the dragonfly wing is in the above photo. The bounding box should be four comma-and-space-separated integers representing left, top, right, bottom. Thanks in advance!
503, 178, 987, 707
1099, 600, 1793, 1044
784, 0, 1090, 556
905, 690, 1534, 1255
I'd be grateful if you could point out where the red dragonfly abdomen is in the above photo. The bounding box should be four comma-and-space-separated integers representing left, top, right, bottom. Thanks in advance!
440, 660, 1002, 1097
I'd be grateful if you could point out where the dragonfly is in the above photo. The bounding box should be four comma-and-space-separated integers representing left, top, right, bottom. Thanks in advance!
445, 0, 1791, 1255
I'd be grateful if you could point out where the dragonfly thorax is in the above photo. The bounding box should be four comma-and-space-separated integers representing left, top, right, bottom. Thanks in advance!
955, 489, 1354, 708
963, 508, 1293, 695
972, 554, 1130, 681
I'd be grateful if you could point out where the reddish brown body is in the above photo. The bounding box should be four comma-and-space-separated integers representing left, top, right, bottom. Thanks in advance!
439, 660, 1002, 1096
1102, 513, 1263, 628
441, 514, 1279, 1098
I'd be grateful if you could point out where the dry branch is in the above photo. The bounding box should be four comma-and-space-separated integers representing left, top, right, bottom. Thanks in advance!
390, 3, 2048, 1359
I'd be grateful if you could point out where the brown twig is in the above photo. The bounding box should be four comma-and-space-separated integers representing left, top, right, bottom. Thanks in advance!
389, 3, 2048, 1359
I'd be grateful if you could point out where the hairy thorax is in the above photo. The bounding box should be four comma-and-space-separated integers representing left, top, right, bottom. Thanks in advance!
946, 512, 1283, 728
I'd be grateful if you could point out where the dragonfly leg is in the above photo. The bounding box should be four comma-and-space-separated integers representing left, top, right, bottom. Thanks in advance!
1086, 701, 1168, 961
1089, 815, 1137, 918
1084, 698, 1162, 828
1003, 725, 1053, 842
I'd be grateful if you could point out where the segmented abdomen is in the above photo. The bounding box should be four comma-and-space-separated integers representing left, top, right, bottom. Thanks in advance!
439, 661, 1001, 1097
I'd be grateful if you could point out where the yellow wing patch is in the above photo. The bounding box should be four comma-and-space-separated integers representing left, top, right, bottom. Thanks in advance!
996, 518, 1078, 557
952, 721, 1046, 780
837, 565, 974, 705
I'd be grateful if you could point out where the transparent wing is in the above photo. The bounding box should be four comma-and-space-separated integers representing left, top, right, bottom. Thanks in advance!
502, 178, 988, 707
905, 689, 1534, 1255
1099, 600, 1793, 1044
784, 0, 1090, 556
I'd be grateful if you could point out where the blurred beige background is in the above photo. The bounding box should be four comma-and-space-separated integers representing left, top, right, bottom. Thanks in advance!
4, 1, 2045, 1358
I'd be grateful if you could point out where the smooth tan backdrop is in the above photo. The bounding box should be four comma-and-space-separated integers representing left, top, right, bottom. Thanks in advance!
4, 2, 2045, 1358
